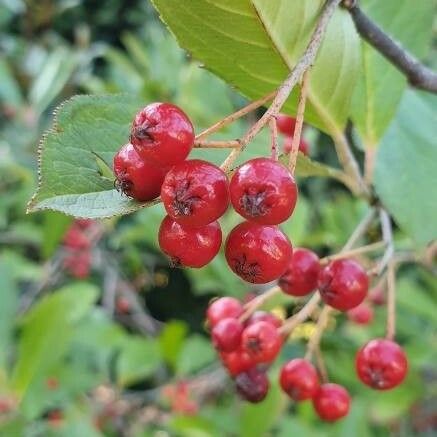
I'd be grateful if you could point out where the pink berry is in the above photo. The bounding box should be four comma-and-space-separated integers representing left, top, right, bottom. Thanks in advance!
206, 297, 243, 327
276, 114, 297, 137
347, 302, 374, 325
211, 318, 243, 352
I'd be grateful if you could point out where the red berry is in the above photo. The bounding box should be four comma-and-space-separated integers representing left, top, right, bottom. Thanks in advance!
369, 286, 386, 306
220, 348, 256, 377
130, 102, 194, 166
225, 221, 292, 284
211, 318, 243, 352
229, 158, 298, 225
161, 159, 229, 227
347, 302, 374, 325
113, 143, 167, 201
246, 311, 282, 329
279, 248, 320, 297
276, 114, 297, 137
279, 359, 320, 401
206, 297, 243, 327
235, 368, 269, 403
317, 259, 368, 311
313, 383, 350, 422
63, 225, 90, 250
116, 296, 131, 314
158, 216, 222, 268
283, 136, 309, 156
242, 321, 282, 364
356, 339, 408, 390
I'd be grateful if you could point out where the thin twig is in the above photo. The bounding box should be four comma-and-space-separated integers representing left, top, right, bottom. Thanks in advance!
269, 117, 278, 160
193, 140, 240, 148
315, 346, 329, 383
331, 131, 369, 197
220, 0, 342, 172
371, 208, 395, 276
279, 293, 321, 336
343, 208, 376, 251
320, 241, 385, 264
288, 69, 310, 174
305, 305, 332, 360
195, 91, 276, 141
342, 1, 437, 93
240, 286, 281, 322
386, 259, 396, 340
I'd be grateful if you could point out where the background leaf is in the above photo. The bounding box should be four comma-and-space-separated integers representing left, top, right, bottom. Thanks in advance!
151, 0, 360, 134
351, 0, 434, 147
374, 90, 437, 244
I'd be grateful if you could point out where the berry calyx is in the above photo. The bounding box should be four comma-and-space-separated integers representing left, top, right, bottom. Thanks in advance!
158, 215, 222, 268
356, 338, 408, 390
161, 159, 229, 227
211, 318, 243, 352
279, 248, 320, 296
130, 102, 194, 166
317, 259, 368, 311
276, 114, 297, 137
113, 143, 168, 201
206, 297, 243, 327
220, 348, 256, 377
347, 302, 374, 325
225, 221, 292, 284
312, 383, 350, 422
235, 368, 269, 403
246, 311, 282, 329
279, 359, 320, 401
241, 321, 282, 363
229, 158, 298, 225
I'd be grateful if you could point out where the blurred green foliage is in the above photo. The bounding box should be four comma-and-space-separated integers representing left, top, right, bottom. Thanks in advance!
0, 0, 436, 436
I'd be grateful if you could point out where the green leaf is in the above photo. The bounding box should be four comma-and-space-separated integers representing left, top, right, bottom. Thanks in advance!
351, 0, 434, 147
159, 321, 188, 370
117, 337, 161, 386
151, 0, 360, 134
11, 284, 98, 399
41, 211, 72, 258
0, 261, 19, 368
27, 94, 147, 218
177, 335, 215, 376
374, 91, 437, 244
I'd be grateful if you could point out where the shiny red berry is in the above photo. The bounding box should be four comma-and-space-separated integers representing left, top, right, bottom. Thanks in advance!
130, 102, 194, 166
158, 215, 221, 268
276, 114, 297, 136
229, 158, 298, 225
356, 339, 408, 390
220, 348, 256, 377
318, 259, 368, 311
242, 321, 282, 364
225, 221, 292, 284
283, 136, 309, 156
279, 359, 320, 401
113, 143, 167, 201
246, 311, 282, 329
313, 383, 350, 422
211, 318, 243, 353
235, 368, 269, 403
279, 248, 320, 297
206, 297, 243, 327
347, 302, 374, 325
161, 159, 229, 227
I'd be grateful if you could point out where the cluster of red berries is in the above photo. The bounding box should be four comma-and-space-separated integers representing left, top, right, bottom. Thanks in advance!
113, 102, 300, 280
62, 219, 94, 278
276, 114, 309, 156
205, 250, 408, 421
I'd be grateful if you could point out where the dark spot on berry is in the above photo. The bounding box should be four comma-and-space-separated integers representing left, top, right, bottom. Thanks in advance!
246, 337, 262, 354
172, 180, 201, 216
240, 191, 270, 217
232, 254, 262, 283
114, 176, 134, 198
